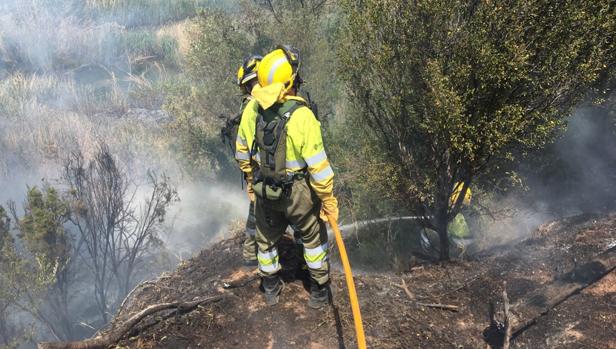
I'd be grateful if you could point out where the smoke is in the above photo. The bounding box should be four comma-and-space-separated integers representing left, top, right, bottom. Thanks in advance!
0, 0, 243, 253
163, 182, 247, 259
1, 1, 122, 73
477, 104, 616, 246
0, 0, 226, 71
0, 1, 248, 345
548, 107, 616, 213
521, 106, 616, 216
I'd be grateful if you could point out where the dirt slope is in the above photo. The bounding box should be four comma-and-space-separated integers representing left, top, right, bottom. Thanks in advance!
104, 214, 616, 349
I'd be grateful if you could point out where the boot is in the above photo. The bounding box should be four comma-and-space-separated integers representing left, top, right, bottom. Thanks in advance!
262, 275, 284, 306
308, 279, 330, 309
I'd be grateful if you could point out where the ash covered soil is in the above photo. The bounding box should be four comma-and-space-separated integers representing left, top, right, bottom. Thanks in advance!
108, 214, 616, 349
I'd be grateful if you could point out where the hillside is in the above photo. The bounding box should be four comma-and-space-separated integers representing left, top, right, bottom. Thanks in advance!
38, 213, 616, 349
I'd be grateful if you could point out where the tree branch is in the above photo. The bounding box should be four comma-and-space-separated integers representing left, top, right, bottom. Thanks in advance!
265, 0, 283, 24
37, 295, 227, 349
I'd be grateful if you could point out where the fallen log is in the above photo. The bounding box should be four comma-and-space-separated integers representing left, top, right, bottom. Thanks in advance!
394, 278, 460, 311
502, 282, 511, 349
37, 295, 227, 349
416, 302, 460, 312
116, 280, 157, 318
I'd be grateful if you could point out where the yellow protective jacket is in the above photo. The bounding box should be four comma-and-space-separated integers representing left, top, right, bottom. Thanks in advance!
234, 97, 259, 180
236, 92, 335, 201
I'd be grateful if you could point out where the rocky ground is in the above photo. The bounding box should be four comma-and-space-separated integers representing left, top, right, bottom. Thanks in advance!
93, 214, 616, 349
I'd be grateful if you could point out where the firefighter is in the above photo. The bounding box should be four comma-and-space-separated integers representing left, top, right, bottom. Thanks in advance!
233, 54, 262, 267
420, 182, 475, 259
236, 45, 338, 309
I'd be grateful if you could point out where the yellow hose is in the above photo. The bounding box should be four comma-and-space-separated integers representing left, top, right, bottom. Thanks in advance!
328, 215, 367, 349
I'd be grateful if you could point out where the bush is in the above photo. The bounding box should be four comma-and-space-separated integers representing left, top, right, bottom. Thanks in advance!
163, 77, 235, 178
337, 0, 616, 260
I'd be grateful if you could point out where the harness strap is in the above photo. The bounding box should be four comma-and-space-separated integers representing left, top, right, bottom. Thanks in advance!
252, 100, 309, 188
253, 100, 306, 161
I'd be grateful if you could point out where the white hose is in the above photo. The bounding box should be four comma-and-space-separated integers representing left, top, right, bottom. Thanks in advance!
328, 216, 427, 238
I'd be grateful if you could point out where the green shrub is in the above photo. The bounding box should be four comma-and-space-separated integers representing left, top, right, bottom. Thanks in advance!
163, 77, 236, 179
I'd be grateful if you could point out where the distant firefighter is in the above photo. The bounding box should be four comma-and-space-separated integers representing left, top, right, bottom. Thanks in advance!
420, 182, 475, 259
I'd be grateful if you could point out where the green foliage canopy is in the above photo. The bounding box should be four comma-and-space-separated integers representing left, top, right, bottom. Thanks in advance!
338, 0, 616, 258
18, 187, 71, 270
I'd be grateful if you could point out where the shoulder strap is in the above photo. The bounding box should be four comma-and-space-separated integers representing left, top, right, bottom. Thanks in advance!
270, 100, 307, 164
276, 99, 307, 119
250, 100, 307, 157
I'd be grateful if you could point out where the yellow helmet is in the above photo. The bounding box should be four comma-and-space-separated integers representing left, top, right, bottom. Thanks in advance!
257, 45, 301, 91
237, 54, 262, 87
450, 182, 472, 207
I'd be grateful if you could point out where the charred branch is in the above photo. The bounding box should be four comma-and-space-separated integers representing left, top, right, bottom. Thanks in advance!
37, 295, 227, 349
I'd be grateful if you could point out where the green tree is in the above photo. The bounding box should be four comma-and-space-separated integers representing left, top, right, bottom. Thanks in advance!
0, 203, 56, 347
16, 186, 75, 340
164, 6, 251, 177
18, 187, 71, 270
248, 0, 342, 112
338, 0, 616, 260
0, 206, 19, 348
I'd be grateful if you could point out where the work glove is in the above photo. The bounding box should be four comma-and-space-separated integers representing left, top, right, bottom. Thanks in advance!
319, 195, 339, 225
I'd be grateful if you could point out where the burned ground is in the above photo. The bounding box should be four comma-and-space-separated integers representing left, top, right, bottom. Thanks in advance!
97, 214, 616, 349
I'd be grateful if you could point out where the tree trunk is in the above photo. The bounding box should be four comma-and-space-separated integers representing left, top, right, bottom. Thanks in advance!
120, 265, 133, 302
436, 217, 450, 261
95, 280, 108, 324
0, 311, 10, 346
434, 150, 452, 262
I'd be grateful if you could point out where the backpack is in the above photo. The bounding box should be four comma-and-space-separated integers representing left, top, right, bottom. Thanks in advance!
220, 98, 250, 155
251, 99, 308, 200
220, 113, 242, 154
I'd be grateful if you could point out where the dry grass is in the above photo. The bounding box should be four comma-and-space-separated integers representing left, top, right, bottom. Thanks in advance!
0, 73, 128, 117
0, 4, 184, 72
0, 73, 176, 179
157, 19, 197, 59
